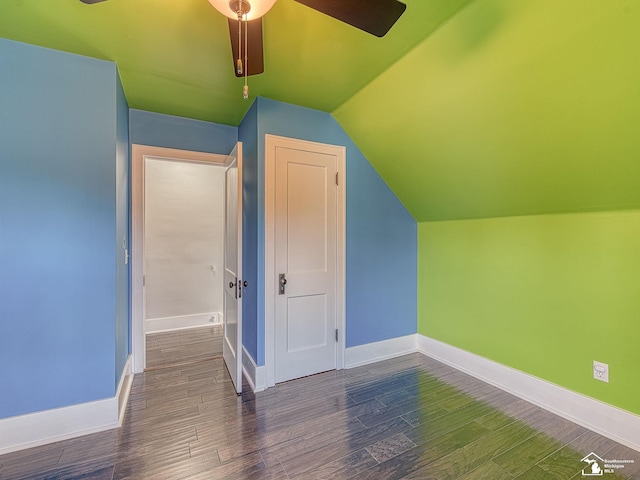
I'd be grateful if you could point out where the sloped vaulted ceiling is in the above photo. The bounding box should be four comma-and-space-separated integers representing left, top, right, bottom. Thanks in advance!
2, 0, 639, 222
335, 0, 640, 221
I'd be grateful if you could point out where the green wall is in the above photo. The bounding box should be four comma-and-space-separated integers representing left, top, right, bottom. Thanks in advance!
418, 211, 640, 415
331, 0, 640, 420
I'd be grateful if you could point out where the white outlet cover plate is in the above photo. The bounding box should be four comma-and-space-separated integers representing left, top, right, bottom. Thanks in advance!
593, 360, 609, 383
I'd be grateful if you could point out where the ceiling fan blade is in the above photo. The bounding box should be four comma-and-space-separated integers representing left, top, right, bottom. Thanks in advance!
79, 0, 109, 3
295, 0, 406, 37
227, 18, 265, 77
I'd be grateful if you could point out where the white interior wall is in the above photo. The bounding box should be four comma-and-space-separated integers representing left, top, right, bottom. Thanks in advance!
145, 158, 225, 332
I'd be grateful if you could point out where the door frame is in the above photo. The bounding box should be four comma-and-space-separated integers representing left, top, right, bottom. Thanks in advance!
264, 134, 346, 388
131, 144, 227, 374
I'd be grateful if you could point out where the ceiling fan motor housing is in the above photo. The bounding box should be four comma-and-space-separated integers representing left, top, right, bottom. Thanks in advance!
229, 0, 251, 17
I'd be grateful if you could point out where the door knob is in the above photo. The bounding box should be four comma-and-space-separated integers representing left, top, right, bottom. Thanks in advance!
279, 273, 287, 295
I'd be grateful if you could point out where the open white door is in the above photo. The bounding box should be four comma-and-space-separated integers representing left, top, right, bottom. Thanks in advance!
223, 142, 243, 394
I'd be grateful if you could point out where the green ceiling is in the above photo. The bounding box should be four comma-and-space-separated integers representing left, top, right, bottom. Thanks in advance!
0, 0, 472, 125
2, 0, 639, 222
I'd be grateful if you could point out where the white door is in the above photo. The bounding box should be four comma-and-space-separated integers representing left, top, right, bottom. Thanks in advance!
223, 143, 243, 393
274, 144, 338, 383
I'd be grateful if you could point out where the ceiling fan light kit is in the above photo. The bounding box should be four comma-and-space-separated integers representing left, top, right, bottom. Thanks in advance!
208, 0, 277, 20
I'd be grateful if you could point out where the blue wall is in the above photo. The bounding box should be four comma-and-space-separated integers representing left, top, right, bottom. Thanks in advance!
115, 73, 130, 388
238, 101, 259, 360
344, 152, 418, 346
239, 97, 417, 365
0, 40, 119, 417
129, 109, 237, 154
0, 39, 414, 421
0, 40, 415, 422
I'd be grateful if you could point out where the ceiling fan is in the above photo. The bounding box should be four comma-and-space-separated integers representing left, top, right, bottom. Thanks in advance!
79, 0, 407, 78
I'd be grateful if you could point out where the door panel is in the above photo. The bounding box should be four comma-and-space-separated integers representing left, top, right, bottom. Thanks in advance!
286, 294, 327, 352
286, 162, 328, 272
223, 143, 243, 394
275, 146, 337, 383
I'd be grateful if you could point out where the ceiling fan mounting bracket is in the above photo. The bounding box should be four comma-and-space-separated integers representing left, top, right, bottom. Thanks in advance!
229, 0, 251, 17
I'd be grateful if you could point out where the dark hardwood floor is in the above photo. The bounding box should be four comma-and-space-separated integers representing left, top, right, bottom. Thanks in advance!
1, 353, 639, 479
146, 325, 223, 370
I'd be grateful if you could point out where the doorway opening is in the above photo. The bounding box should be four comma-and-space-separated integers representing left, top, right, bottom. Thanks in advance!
143, 157, 226, 370
131, 145, 229, 375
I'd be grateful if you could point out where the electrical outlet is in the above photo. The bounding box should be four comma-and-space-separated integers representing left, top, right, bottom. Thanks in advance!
593, 361, 609, 383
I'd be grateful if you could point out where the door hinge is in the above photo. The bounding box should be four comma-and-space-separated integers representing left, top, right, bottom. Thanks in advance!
143, 275, 145, 287
335, 172, 339, 186
335, 328, 339, 342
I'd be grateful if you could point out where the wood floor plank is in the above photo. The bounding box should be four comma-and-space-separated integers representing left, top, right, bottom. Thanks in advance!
179, 451, 277, 480
457, 460, 515, 479
521, 430, 619, 479
299, 448, 378, 479
146, 325, 222, 370
11, 458, 115, 480
349, 420, 493, 480
400, 408, 565, 480
0, 444, 64, 478
2, 353, 639, 480
517, 464, 561, 480
355, 381, 455, 429
278, 416, 412, 477
494, 419, 586, 477
402, 399, 496, 443
593, 444, 640, 479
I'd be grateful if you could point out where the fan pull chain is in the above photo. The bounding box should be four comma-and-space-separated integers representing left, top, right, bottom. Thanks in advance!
236, 11, 243, 75
243, 13, 249, 100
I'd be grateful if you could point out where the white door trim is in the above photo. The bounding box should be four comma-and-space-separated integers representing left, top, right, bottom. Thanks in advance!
264, 135, 346, 388
131, 144, 227, 374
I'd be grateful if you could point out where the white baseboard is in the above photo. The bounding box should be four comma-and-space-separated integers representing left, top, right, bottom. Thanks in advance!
242, 346, 266, 393
116, 355, 133, 425
417, 335, 640, 453
145, 312, 221, 333
345, 334, 418, 369
0, 355, 134, 455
